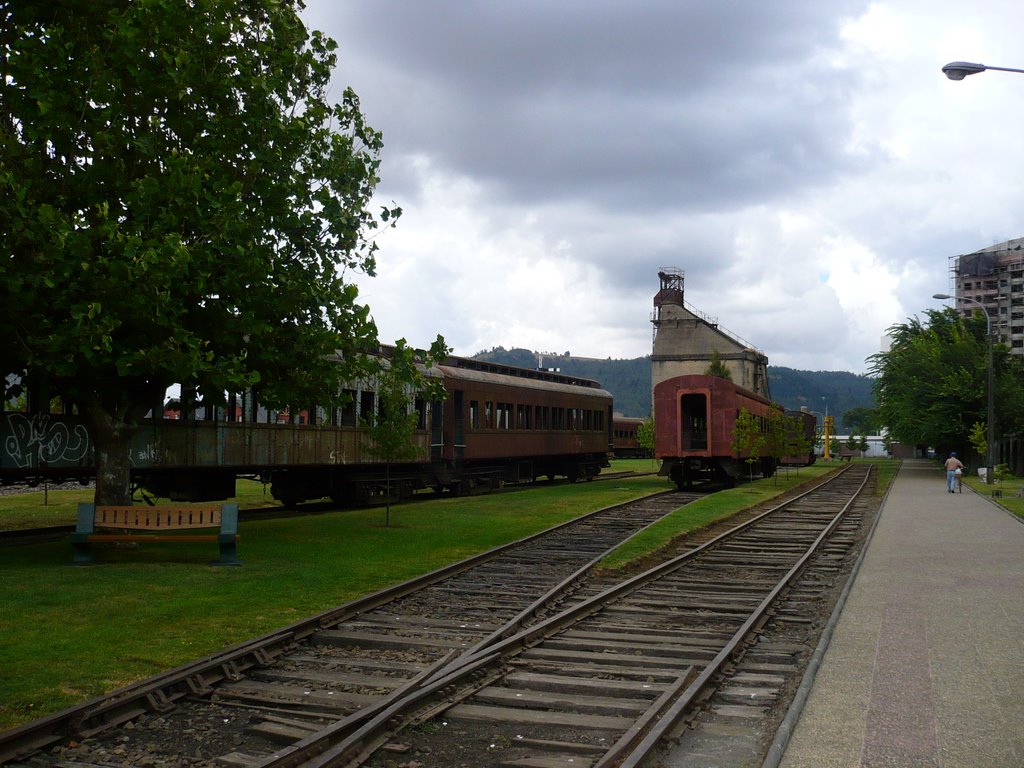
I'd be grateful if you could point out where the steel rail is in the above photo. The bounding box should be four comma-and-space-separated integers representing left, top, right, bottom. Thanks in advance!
602, 466, 872, 768
0, 489, 679, 764
259, 467, 859, 768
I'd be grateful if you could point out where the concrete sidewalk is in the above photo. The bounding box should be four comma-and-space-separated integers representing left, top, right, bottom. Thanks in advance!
779, 458, 1024, 768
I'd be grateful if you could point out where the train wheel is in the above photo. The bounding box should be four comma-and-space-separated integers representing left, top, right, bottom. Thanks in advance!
277, 491, 300, 507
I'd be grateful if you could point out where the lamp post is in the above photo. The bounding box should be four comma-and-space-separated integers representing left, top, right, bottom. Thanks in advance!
942, 61, 1024, 80
934, 293, 995, 484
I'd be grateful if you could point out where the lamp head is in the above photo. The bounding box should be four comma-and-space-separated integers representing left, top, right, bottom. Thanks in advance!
942, 61, 987, 80
932, 293, 953, 300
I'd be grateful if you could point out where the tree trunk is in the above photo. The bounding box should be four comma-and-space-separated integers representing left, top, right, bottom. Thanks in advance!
83, 406, 139, 506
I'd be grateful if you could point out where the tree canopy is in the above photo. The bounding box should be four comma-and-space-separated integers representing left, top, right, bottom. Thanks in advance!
1, 0, 442, 501
868, 308, 1024, 459
841, 406, 879, 435
731, 407, 767, 481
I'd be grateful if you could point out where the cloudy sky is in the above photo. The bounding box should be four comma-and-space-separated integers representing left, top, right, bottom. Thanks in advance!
300, 0, 1024, 374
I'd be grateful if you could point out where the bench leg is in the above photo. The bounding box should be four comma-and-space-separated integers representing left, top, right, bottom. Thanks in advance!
71, 540, 95, 565
212, 538, 242, 567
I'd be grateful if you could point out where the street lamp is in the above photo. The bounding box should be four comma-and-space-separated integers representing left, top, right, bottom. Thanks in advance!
934, 293, 995, 484
942, 61, 1024, 80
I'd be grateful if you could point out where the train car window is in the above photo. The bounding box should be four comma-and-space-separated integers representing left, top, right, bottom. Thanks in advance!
553, 407, 565, 430
470, 400, 479, 429
415, 397, 427, 429
340, 390, 357, 427
360, 390, 375, 425
485, 401, 494, 429
517, 404, 530, 429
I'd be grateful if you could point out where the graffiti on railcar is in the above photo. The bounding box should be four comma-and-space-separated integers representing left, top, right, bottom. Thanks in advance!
3, 413, 92, 469
132, 443, 179, 467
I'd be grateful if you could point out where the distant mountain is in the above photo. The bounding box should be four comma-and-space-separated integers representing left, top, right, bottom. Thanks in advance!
470, 347, 876, 426
766, 367, 875, 424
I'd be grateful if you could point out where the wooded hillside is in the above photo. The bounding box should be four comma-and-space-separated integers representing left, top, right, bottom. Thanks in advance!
471, 347, 876, 428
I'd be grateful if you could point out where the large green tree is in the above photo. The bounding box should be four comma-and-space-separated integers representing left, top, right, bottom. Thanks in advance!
1, 1, 440, 503
841, 406, 879, 435
868, 308, 1024, 460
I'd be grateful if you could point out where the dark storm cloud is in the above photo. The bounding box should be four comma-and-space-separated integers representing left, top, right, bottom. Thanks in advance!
300, 0, 1024, 372
317, 1, 871, 212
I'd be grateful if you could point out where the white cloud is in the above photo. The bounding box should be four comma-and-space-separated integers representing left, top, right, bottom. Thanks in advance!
305, 0, 1024, 374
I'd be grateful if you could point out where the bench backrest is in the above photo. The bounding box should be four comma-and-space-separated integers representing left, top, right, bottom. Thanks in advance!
81, 504, 226, 531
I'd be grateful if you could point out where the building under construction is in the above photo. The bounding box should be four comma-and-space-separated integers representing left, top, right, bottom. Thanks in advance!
949, 237, 1024, 475
949, 237, 1024, 357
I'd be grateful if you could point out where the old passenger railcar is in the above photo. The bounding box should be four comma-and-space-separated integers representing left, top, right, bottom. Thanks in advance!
654, 373, 778, 487
433, 360, 613, 492
781, 409, 818, 467
2, 355, 613, 505
612, 416, 646, 458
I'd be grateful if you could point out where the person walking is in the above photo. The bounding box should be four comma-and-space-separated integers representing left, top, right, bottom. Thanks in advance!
944, 452, 965, 493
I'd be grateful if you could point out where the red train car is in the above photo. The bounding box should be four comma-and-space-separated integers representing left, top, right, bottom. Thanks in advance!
654, 374, 779, 487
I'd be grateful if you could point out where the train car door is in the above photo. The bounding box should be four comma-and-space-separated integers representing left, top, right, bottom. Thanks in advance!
430, 395, 444, 462
452, 389, 465, 464
680, 393, 708, 450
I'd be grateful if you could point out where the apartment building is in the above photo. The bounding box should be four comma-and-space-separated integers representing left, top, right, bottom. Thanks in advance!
952, 237, 1024, 356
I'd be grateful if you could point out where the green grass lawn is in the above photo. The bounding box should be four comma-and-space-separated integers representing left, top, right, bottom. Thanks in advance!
0, 478, 281, 531
0, 458, 871, 731
960, 473, 1024, 518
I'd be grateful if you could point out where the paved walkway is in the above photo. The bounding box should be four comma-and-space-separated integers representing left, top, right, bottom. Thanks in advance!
778, 458, 1024, 768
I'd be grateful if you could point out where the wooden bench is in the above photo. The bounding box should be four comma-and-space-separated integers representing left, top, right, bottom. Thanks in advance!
71, 503, 241, 566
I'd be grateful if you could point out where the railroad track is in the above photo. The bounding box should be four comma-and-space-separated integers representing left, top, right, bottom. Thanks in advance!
0, 489, 701, 766
337, 464, 877, 768
3, 467, 876, 767
0, 471, 661, 547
